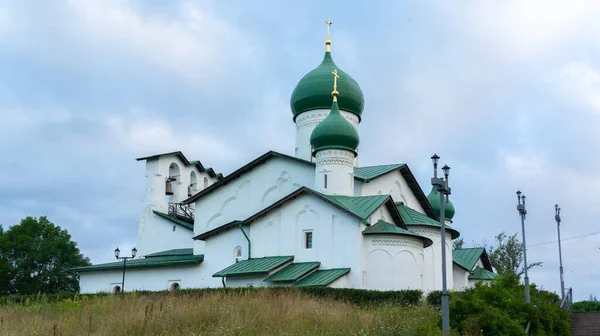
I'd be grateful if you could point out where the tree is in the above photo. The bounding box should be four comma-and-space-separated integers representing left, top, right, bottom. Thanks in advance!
0, 216, 91, 294
485, 231, 542, 280
452, 237, 465, 250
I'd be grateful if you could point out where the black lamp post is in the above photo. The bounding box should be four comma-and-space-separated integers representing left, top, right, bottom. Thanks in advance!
431, 153, 452, 336
516, 191, 530, 304
114, 247, 137, 292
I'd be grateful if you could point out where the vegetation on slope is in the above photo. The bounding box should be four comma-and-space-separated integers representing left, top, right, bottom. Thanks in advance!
0, 289, 440, 336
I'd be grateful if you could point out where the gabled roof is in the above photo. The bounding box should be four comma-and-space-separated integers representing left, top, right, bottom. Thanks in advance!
396, 203, 460, 239
183, 151, 313, 204
354, 164, 405, 181
136, 151, 222, 179
452, 248, 493, 272
469, 266, 497, 280
152, 211, 194, 231
362, 220, 433, 247
181, 151, 436, 219
264, 262, 321, 282
71, 254, 204, 272
213, 256, 294, 278
193, 187, 404, 241
294, 268, 351, 287
144, 248, 193, 258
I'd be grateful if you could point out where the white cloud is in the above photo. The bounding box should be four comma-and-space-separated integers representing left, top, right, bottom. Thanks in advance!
64, 0, 258, 86
106, 112, 239, 167
556, 61, 600, 113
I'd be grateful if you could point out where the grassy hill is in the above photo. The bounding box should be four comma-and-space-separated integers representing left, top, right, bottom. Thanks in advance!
0, 289, 440, 335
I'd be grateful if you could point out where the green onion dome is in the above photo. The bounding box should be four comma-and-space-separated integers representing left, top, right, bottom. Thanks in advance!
427, 186, 456, 220
290, 44, 364, 121
310, 96, 359, 156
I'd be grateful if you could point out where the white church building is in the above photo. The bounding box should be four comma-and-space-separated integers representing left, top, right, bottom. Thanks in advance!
73, 25, 496, 294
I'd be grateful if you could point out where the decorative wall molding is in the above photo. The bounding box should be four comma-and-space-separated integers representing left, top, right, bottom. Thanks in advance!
371, 237, 423, 249
206, 180, 251, 229
295, 110, 359, 129
315, 150, 354, 167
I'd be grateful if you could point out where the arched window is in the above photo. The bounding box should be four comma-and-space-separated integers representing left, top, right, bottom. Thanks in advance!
324, 174, 328, 189
204, 177, 208, 188
189, 171, 197, 196
112, 285, 121, 294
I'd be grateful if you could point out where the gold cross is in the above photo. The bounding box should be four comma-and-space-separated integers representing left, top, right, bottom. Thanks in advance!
332, 69, 340, 97
325, 18, 332, 40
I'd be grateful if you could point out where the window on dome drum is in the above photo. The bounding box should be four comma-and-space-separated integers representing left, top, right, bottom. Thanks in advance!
324, 174, 328, 189
305, 231, 313, 249
172, 225, 176, 232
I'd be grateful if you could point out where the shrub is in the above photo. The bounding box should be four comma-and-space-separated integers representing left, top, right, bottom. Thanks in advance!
573, 300, 600, 312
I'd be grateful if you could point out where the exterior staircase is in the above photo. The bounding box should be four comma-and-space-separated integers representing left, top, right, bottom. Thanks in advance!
571, 312, 600, 336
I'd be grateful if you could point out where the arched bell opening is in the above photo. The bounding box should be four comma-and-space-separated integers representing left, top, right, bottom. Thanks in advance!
189, 171, 198, 197
165, 162, 181, 198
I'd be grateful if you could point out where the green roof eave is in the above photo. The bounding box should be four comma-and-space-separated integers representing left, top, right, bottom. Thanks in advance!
144, 248, 193, 258
453, 248, 493, 272
469, 266, 497, 280
71, 254, 204, 273
294, 268, 351, 287
213, 256, 294, 278
152, 211, 194, 231
362, 220, 433, 247
397, 203, 460, 239
354, 164, 405, 182
264, 262, 321, 282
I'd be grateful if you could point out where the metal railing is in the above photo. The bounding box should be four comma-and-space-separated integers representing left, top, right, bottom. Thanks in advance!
168, 202, 195, 223
560, 287, 573, 313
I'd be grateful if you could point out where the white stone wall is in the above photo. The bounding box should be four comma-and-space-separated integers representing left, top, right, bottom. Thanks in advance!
138, 214, 194, 257
452, 264, 470, 291
192, 157, 314, 255
137, 154, 218, 257
314, 149, 355, 196
78, 265, 203, 294
361, 233, 424, 290
294, 109, 360, 166
407, 225, 453, 292
357, 170, 424, 213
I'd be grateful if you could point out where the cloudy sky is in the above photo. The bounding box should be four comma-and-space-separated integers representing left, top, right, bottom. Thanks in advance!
1, 0, 599, 300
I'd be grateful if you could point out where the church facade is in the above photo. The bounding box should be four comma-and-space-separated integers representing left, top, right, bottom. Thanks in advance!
73, 25, 496, 294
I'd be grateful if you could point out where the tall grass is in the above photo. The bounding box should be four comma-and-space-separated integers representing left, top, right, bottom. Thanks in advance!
0, 290, 440, 335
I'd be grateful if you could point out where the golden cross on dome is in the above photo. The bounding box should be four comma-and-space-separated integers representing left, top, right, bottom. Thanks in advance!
332, 69, 340, 99
325, 18, 332, 40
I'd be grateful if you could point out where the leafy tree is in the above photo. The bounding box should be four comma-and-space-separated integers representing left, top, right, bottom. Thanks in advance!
0, 216, 91, 294
485, 231, 542, 280
452, 237, 465, 250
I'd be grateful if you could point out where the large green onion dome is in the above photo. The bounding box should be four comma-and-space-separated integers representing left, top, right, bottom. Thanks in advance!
290, 41, 364, 121
427, 186, 456, 220
310, 94, 359, 156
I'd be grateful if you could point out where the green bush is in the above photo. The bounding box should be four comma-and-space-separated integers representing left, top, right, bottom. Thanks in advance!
426, 290, 442, 307
448, 276, 570, 336
573, 300, 600, 312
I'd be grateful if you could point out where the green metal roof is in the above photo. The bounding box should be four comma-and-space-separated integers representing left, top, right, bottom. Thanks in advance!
263, 262, 321, 282
213, 256, 294, 278
396, 203, 460, 239
291, 50, 364, 120
362, 220, 432, 247
71, 254, 204, 273
354, 164, 405, 182
469, 266, 497, 280
310, 98, 359, 155
152, 211, 194, 231
453, 248, 485, 271
144, 248, 193, 258
295, 268, 351, 287
319, 192, 390, 221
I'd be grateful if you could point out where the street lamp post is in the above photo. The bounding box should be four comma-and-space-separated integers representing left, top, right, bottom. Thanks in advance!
516, 191, 530, 304
114, 247, 137, 292
555, 204, 565, 300
431, 154, 451, 336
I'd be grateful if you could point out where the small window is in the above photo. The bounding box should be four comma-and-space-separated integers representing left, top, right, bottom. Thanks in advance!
173, 225, 176, 232
169, 282, 180, 292
324, 174, 328, 189
305, 231, 313, 249
204, 177, 208, 188
112, 285, 121, 294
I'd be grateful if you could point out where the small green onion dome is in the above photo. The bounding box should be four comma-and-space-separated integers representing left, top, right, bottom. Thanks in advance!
310, 97, 359, 156
290, 48, 364, 121
427, 186, 456, 220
